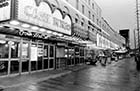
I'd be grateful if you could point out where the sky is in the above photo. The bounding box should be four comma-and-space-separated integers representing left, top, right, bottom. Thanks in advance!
94, 0, 136, 48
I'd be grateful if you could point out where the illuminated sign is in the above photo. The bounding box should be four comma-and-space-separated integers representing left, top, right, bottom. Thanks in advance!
17, 0, 71, 35
19, 30, 48, 39
0, 0, 11, 21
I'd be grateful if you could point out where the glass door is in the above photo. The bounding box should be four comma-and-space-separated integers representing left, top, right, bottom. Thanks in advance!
80, 48, 84, 64
10, 41, 20, 74
0, 39, 9, 76
21, 41, 29, 73
37, 44, 44, 70
75, 47, 80, 65
49, 45, 55, 69
0, 37, 21, 76
43, 44, 49, 69
31, 43, 38, 71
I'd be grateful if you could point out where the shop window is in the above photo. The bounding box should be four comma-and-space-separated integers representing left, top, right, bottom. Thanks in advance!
44, 59, 48, 69
21, 42, 29, 59
31, 43, 37, 71
49, 59, 54, 68
22, 61, 29, 72
44, 45, 48, 57
0, 61, 8, 76
11, 41, 20, 58
38, 44, 43, 70
75, 47, 79, 56
10, 61, 19, 74
80, 49, 84, 56
0, 40, 9, 58
50, 46, 54, 57
21, 42, 29, 72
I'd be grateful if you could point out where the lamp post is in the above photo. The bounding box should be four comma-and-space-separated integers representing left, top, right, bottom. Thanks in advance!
135, 0, 140, 70
136, 0, 140, 52
134, 29, 136, 50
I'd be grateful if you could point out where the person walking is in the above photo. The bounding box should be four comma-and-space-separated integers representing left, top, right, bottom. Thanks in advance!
135, 53, 140, 71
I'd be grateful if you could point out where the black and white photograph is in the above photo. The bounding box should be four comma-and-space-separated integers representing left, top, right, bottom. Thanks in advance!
0, 0, 139, 91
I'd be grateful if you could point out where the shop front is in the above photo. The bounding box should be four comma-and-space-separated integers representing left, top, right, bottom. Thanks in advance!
0, 32, 57, 76
71, 23, 88, 65
55, 42, 68, 69
0, 0, 72, 77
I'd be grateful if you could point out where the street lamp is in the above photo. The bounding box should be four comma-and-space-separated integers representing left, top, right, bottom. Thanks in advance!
135, 0, 140, 70
136, 0, 140, 52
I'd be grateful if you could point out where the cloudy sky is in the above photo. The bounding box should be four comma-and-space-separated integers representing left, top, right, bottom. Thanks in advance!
94, 0, 136, 48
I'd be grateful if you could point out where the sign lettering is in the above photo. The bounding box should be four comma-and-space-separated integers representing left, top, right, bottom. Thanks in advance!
17, 0, 72, 35
0, 0, 11, 21
0, 0, 9, 8
19, 31, 48, 39
24, 6, 52, 24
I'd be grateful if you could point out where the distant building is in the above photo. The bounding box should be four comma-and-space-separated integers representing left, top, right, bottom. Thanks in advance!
119, 29, 130, 48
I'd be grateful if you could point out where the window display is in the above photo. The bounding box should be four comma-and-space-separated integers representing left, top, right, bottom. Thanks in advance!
44, 45, 48, 57
21, 42, 29, 59
50, 46, 54, 57
0, 40, 9, 58
11, 41, 20, 58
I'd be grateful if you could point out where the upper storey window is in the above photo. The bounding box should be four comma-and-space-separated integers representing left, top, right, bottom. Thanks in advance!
88, 0, 90, 5
92, 15, 95, 22
81, 22, 84, 26
92, 3, 94, 9
75, 18, 78, 23
76, 0, 79, 10
88, 11, 91, 19
82, 5, 85, 14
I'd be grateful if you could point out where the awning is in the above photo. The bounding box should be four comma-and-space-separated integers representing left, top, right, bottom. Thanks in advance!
114, 50, 127, 54
0, 24, 55, 40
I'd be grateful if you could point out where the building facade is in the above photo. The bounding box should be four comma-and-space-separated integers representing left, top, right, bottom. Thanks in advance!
0, 0, 125, 77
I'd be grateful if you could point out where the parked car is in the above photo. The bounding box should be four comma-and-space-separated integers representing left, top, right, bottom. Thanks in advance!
111, 52, 118, 61
85, 49, 97, 65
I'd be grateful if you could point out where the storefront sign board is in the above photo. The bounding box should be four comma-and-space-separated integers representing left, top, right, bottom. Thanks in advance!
17, 0, 71, 35
0, 0, 11, 21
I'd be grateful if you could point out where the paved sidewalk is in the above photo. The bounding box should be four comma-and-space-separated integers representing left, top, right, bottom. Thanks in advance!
0, 64, 87, 90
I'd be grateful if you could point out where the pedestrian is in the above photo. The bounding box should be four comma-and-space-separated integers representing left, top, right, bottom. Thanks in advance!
135, 53, 140, 71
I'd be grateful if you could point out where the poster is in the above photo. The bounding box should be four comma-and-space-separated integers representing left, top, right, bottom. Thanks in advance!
38, 47, 43, 57
31, 46, 38, 61
22, 43, 28, 58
